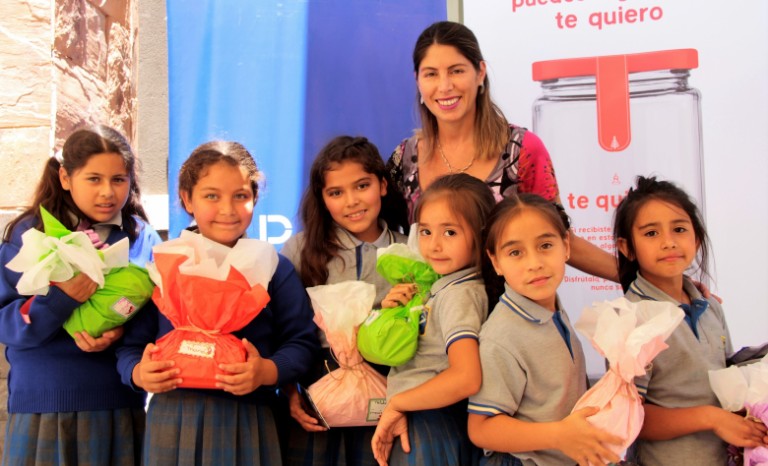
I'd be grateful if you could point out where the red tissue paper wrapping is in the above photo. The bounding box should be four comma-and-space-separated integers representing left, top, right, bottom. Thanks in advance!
147, 231, 277, 389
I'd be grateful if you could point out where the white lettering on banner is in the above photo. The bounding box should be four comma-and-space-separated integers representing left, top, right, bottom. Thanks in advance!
258, 214, 292, 244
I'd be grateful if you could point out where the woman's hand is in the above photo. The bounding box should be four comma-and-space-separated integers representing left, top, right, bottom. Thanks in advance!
53, 273, 97, 303
74, 326, 123, 352
217, 338, 278, 396
381, 283, 417, 308
133, 343, 181, 393
371, 402, 410, 466
692, 280, 723, 304
286, 383, 328, 432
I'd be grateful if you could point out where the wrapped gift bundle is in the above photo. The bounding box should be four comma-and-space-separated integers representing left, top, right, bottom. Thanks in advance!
709, 353, 768, 465
572, 297, 684, 456
357, 241, 439, 366
306, 281, 387, 427
148, 231, 278, 389
6, 206, 152, 337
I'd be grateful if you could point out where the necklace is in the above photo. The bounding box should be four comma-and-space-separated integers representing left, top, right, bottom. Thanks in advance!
437, 139, 476, 174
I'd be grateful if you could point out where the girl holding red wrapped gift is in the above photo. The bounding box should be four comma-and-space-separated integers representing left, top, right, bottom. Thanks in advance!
466, 194, 622, 466
0, 125, 161, 465
613, 176, 768, 466
116, 141, 319, 466
280, 136, 408, 466
371, 173, 495, 466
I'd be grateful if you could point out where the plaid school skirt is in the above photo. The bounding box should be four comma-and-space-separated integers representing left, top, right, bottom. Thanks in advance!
144, 390, 282, 466
2, 408, 145, 466
388, 402, 481, 466
479, 453, 524, 466
284, 424, 377, 466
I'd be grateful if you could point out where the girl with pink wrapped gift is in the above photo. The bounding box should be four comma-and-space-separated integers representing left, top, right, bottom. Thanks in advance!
468, 194, 622, 466
280, 136, 408, 466
0, 125, 161, 465
115, 141, 319, 466
614, 176, 768, 465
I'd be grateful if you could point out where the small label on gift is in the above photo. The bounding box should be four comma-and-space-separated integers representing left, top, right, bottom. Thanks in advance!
363, 310, 381, 326
367, 398, 386, 422
179, 340, 216, 359
111, 297, 138, 318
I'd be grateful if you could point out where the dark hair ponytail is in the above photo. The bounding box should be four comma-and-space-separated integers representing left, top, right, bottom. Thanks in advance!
4, 125, 148, 242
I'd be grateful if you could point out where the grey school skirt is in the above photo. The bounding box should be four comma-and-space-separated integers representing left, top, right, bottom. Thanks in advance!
2, 408, 144, 466
388, 402, 481, 466
143, 390, 282, 466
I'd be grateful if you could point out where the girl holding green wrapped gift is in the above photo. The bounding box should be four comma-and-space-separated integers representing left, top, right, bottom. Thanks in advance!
0, 125, 161, 465
371, 173, 495, 466
280, 136, 409, 466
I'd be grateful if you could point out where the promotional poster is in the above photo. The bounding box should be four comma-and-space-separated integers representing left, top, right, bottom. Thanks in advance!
465, 0, 768, 373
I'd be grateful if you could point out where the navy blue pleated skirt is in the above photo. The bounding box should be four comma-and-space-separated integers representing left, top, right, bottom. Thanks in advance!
143, 390, 282, 466
2, 408, 144, 466
388, 402, 481, 466
284, 424, 377, 466
479, 452, 524, 466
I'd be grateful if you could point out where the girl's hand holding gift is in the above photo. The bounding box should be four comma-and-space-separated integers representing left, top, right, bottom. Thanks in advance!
53, 273, 97, 303
710, 406, 768, 448
381, 283, 417, 308
558, 407, 623, 466
709, 353, 768, 462
287, 384, 328, 432
133, 343, 181, 394
216, 338, 277, 396
73, 326, 123, 353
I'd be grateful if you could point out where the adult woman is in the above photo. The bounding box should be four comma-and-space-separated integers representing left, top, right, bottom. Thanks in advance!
387, 20, 617, 280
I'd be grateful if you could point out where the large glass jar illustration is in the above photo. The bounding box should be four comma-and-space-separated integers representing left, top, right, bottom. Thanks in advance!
532, 49, 704, 373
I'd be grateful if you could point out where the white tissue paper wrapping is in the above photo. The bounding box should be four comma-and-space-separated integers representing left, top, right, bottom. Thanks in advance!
709, 354, 768, 465
6, 228, 129, 295
305, 281, 387, 427
572, 297, 685, 455
147, 230, 277, 295
376, 222, 423, 263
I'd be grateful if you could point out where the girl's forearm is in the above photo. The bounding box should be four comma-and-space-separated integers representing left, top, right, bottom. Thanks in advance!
567, 233, 619, 282
468, 413, 561, 453
390, 357, 481, 412
639, 403, 715, 440
390, 339, 481, 412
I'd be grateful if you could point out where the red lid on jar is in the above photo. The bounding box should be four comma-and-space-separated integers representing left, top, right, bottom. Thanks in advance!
531, 49, 698, 152
532, 49, 698, 81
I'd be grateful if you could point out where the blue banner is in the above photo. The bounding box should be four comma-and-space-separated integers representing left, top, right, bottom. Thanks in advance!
167, 0, 445, 244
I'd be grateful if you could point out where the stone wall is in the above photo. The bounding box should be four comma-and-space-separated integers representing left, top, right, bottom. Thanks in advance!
0, 0, 133, 213
0, 0, 137, 455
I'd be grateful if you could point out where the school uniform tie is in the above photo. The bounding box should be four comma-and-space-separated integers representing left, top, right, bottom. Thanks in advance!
680, 299, 708, 339
552, 310, 574, 360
